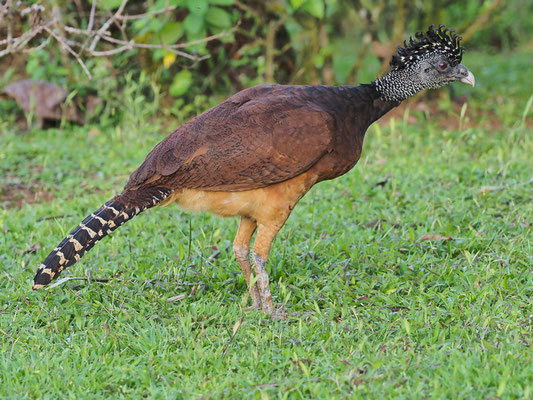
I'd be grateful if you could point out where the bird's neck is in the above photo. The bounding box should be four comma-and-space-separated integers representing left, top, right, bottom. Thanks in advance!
346, 83, 401, 125
372, 69, 424, 102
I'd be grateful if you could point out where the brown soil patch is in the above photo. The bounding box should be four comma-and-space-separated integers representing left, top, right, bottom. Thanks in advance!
1, 182, 55, 209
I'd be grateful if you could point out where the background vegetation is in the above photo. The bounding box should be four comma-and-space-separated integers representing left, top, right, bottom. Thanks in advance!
1, 0, 532, 398
1, 0, 533, 124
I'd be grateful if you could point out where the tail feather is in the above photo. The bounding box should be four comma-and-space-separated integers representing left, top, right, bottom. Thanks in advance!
33, 187, 170, 289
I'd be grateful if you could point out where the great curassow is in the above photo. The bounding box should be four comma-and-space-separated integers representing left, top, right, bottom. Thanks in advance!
33, 25, 475, 315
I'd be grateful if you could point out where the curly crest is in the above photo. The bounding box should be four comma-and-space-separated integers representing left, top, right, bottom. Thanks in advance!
390, 24, 465, 71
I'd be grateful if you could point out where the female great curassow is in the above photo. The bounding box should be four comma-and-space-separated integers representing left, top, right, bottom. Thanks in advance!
34, 24, 475, 316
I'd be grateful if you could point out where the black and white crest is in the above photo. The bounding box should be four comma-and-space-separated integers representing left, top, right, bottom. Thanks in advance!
390, 24, 465, 71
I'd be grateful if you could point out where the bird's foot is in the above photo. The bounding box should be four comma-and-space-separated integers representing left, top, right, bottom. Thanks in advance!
249, 286, 262, 310
268, 303, 288, 320
244, 291, 262, 312
270, 309, 288, 320
245, 300, 287, 319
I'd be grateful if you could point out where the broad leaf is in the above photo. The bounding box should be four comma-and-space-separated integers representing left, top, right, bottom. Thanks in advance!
205, 7, 232, 29
170, 69, 193, 97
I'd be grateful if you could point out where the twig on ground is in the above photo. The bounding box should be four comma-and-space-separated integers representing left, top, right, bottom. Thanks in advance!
207, 249, 221, 262
46, 276, 121, 289
221, 312, 246, 359
166, 294, 186, 302
36, 214, 74, 222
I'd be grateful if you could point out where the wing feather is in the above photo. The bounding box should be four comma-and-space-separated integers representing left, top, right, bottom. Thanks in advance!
125, 85, 336, 192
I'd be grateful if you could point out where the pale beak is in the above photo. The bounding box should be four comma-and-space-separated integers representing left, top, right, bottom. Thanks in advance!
456, 64, 475, 87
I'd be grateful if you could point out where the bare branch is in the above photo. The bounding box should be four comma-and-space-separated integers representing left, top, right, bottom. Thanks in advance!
0, 24, 48, 57
88, 0, 128, 52
96, 35, 202, 60
77, 0, 97, 56
87, 0, 96, 32
6, 0, 13, 54
157, 23, 240, 49
22, 36, 52, 53
63, 21, 238, 51
0, 1, 236, 79
62, 26, 103, 36
88, 43, 131, 56
43, 26, 93, 79
116, 5, 177, 21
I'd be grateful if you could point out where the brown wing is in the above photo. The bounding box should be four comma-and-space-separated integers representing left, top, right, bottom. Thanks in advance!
125, 85, 337, 192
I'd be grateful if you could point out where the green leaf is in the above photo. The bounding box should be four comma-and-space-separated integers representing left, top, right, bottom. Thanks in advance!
290, 0, 306, 9
402, 318, 411, 336
170, 69, 193, 97
332, 51, 357, 84
95, 0, 124, 10
205, 7, 232, 29
213, 32, 234, 43
209, 0, 234, 5
521, 93, 533, 126
158, 22, 184, 44
357, 53, 380, 84
150, 0, 181, 11
184, 13, 206, 37
187, 0, 208, 15
302, 0, 324, 18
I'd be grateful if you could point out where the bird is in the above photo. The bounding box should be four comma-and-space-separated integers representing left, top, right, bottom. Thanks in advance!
33, 24, 475, 315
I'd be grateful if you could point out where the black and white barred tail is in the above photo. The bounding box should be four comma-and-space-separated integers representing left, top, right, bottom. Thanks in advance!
32, 187, 171, 289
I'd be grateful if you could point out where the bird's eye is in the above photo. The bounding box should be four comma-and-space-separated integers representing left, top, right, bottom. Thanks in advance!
438, 61, 448, 70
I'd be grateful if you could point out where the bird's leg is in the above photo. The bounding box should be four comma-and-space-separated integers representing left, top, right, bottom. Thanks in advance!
251, 222, 286, 315
233, 217, 261, 309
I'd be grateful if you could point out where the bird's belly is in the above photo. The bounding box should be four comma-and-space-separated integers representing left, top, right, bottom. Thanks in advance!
161, 170, 320, 221
167, 188, 261, 217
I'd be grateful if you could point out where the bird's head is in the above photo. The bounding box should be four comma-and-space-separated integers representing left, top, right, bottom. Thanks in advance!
374, 24, 475, 102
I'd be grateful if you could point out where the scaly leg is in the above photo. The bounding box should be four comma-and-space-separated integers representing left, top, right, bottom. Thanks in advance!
233, 217, 261, 309
252, 219, 288, 315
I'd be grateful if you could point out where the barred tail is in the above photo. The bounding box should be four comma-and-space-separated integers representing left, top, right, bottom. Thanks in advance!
33, 187, 171, 289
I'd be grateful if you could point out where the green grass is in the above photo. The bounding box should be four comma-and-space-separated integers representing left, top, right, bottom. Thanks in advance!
1, 50, 532, 399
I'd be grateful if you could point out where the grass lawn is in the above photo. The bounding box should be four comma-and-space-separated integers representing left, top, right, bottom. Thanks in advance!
0, 49, 532, 399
